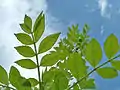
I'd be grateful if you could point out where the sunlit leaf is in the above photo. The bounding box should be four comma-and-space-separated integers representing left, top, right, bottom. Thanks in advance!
15, 46, 35, 57
15, 59, 37, 69
0, 65, 8, 85
104, 34, 119, 58
67, 53, 87, 79
111, 60, 120, 70
33, 12, 45, 42
15, 33, 33, 45
97, 67, 118, 78
85, 38, 102, 67
38, 32, 61, 54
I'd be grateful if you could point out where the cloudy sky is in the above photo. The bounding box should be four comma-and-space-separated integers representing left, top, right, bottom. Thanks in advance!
0, 0, 120, 90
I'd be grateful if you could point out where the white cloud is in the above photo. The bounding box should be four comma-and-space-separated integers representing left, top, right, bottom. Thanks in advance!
0, 0, 62, 78
98, 0, 111, 18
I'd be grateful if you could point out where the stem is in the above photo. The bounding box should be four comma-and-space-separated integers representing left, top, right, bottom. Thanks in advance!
31, 33, 41, 90
67, 54, 120, 90
0, 84, 16, 90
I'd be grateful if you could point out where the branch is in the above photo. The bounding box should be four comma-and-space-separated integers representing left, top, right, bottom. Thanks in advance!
31, 33, 42, 90
0, 84, 16, 90
67, 54, 120, 90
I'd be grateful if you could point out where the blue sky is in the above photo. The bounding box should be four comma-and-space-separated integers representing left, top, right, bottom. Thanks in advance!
0, 0, 120, 90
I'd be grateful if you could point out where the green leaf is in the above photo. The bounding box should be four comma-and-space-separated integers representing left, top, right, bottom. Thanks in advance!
67, 53, 87, 79
15, 59, 37, 69
38, 32, 61, 54
24, 14, 32, 30
33, 13, 45, 42
15, 46, 35, 57
97, 67, 118, 78
40, 52, 60, 66
28, 78, 38, 87
15, 33, 33, 45
79, 79, 95, 89
104, 34, 119, 58
9, 66, 31, 90
20, 23, 31, 34
9, 66, 21, 88
85, 38, 102, 67
0, 65, 8, 85
73, 84, 79, 90
111, 60, 120, 70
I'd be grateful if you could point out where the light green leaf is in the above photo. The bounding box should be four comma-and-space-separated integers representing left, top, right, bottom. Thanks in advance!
15, 33, 33, 45
0, 65, 8, 85
67, 53, 87, 79
28, 78, 38, 87
38, 32, 61, 54
97, 67, 118, 78
15, 46, 35, 57
104, 34, 119, 59
85, 38, 102, 67
15, 59, 37, 69
24, 14, 32, 30
111, 60, 120, 70
40, 52, 59, 66
33, 12, 45, 42
20, 23, 31, 34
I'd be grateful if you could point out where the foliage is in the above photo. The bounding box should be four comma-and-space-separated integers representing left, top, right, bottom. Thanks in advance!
0, 11, 120, 90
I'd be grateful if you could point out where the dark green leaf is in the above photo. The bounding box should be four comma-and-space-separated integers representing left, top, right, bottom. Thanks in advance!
97, 67, 118, 78
28, 78, 38, 87
20, 23, 31, 34
85, 38, 102, 67
24, 14, 32, 30
15, 46, 35, 57
111, 60, 120, 70
33, 13, 45, 42
67, 53, 87, 79
104, 34, 119, 58
0, 65, 8, 85
15, 59, 37, 69
15, 33, 33, 45
38, 32, 61, 54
